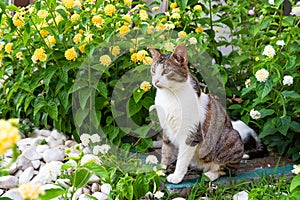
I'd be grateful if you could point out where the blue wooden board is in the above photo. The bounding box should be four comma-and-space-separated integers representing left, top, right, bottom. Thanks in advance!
165, 165, 294, 189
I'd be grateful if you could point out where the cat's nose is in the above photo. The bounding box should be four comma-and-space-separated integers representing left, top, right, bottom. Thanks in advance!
154, 80, 161, 88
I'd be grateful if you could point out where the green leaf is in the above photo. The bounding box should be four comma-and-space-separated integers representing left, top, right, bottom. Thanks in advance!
228, 104, 242, 110
176, 0, 188, 10
24, 95, 35, 112
75, 108, 89, 127
44, 66, 58, 87
91, 110, 101, 129
133, 126, 151, 138
82, 162, 109, 180
282, 90, 300, 99
285, 55, 296, 70
39, 188, 65, 200
133, 88, 145, 103
79, 88, 92, 110
45, 101, 58, 120
142, 96, 154, 110
259, 108, 275, 118
290, 121, 300, 133
72, 169, 92, 189
248, 24, 260, 36
97, 81, 108, 98
127, 98, 142, 117
275, 116, 291, 136
259, 119, 277, 138
290, 174, 300, 192
108, 126, 120, 141
0, 198, 13, 200
58, 90, 69, 110
241, 82, 256, 97
56, 9, 68, 20
256, 80, 273, 100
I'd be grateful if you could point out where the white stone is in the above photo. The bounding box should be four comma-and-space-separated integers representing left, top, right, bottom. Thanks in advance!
88, 174, 100, 184
78, 194, 91, 200
91, 183, 100, 193
17, 138, 32, 148
101, 183, 112, 196
36, 144, 50, 153
233, 191, 249, 200
56, 179, 71, 188
65, 140, 78, 147
46, 136, 64, 148
172, 198, 186, 200
40, 184, 61, 191
0, 176, 18, 189
31, 160, 41, 169
72, 188, 83, 200
19, 167, 34, 184
2, 189, 23, 200
51, 129, 66, 141
93, 192, 108, 200
14, 170, 23, 178
0, 189, 4, 196
9, 162, 18, 174
4, 149, 13, 157
22, 146, 42, 160
83, 147, 90, 154
43, 149, 65, 162
40, 129, 51, 137
16, 155, 32, 170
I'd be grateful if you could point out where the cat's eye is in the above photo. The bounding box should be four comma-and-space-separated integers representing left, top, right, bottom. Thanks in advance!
162, 68, 172, 74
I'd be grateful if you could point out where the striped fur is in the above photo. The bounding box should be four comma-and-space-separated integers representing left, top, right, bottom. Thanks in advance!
149, 45, 244, 184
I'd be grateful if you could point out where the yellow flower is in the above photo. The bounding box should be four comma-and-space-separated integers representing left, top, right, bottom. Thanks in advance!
45, 35, 56, 47
5, 43, 13, 54
124, 0, 132, 6
172, 8, 180, 13
140, 81, 151, 92
100, 55, 112, 66
215, 28, 221, 33
65, 47, 77, 61
104, 4, 116, 17
195, 27, 204, 33
19, 182, 43, 200
143, 56, 153, 65
111, 45, 120, 56
171, 13, 180, 19
156, 23, 166, 31
178, 31, 187, 39
62, 0, 75, 8
255, 56, 260, 61
73, 33, 82, 44
194, 5, 202, 11
55, 14, 63, 24
139, 10, 148, 20
147, 25, 154, 34
84, 32, 94, 42
136, 50, 148, 61
37, 10, 49, 18
12, 13, 24, 27
152, 6, 160, 12
71, 13, 80, 22
0, 119, 20, 155
40, 29, 49, 37
74, 0, 82, 8
32, 47, 47, 62
16, 52, 23, 60
92, 15, 105, 26
79, 44, 86, 53
119, 25, 130, 37
122, 15, 131, 25
170, 2, 178, 9
131, 53, 138, 63
129, 48, 136, 53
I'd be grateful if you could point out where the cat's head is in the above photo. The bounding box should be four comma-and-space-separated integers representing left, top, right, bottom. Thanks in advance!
149, 45, 189, 90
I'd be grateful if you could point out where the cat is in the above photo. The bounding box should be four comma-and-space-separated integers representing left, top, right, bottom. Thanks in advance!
232, 120, 266, 159
148, 45, 244, 184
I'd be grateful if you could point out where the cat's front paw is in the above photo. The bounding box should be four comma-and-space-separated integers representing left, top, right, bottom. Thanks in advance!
149, 105, 156, 112
167, 173, 184, 184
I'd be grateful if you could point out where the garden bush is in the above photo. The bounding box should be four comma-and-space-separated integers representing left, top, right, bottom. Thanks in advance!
0, 0, 299, 161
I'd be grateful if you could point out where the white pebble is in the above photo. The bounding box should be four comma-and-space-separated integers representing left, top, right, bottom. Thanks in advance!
233, 191, 249, 200
19, 167, 34, 184
101, 183, 112, 196
93, 192, 108, 200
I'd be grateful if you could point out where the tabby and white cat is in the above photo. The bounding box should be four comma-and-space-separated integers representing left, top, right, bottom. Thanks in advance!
149, 45, 244, 184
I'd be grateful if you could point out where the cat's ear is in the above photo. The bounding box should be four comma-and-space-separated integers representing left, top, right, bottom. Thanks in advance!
148, 46, 162, 63
171, 45, 188, 65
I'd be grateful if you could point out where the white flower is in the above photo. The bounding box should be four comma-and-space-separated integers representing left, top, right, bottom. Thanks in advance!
165, 42, 175, 52
262, 45, 276, 58
189, 37, 198, 45
292, 165, 300, 174
81, 154, 102, 165
92, 145, 102, 155
291, 6, 300, 16
156, 170, 166, 176
98, 144, 111, 154
165, 23, 175, 30
33, 161, 62, 184
276, 40, 285, 47
255, 68, 269, 82
268, 0, 274, 5
250, 109, 261, 120
154, 191, 164, 199
90, 134, 101, 143
245, 79, 251, 88
282, 75, 293, 86
146, 155, 158, 165
80, 133, 90, 146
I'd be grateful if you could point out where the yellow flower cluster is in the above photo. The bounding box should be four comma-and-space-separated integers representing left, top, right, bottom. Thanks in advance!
194, 5, 203, 12
195, 27, 204, 33
71, 13, 80, 22
65, 47, 77, 61
178, 31, 187, 39
12, 13, 25, 27
124, 0, 132, 6
45, 35, 56, 47
111, 45, 120, 56
131, 50, 152, 64
0, 119, 20, 155
73, 33, 82, 44
5, 43, 13, 54
16, 52, 23, 60
62, 0, 75, 8
32, 47, 47, 62
100, 55, 112, 66
171, 13, 180, 19
119, 25, 130, 37
104, 4, 116, 16
40, 29, 49, 37
92, 15, 105, 27
19, 182, 43, 200
122, 15, 131, 25
140, 81, 152, 92
170, 2, 178, 9
139, 10, 148, 20
37, 10, 49, 18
